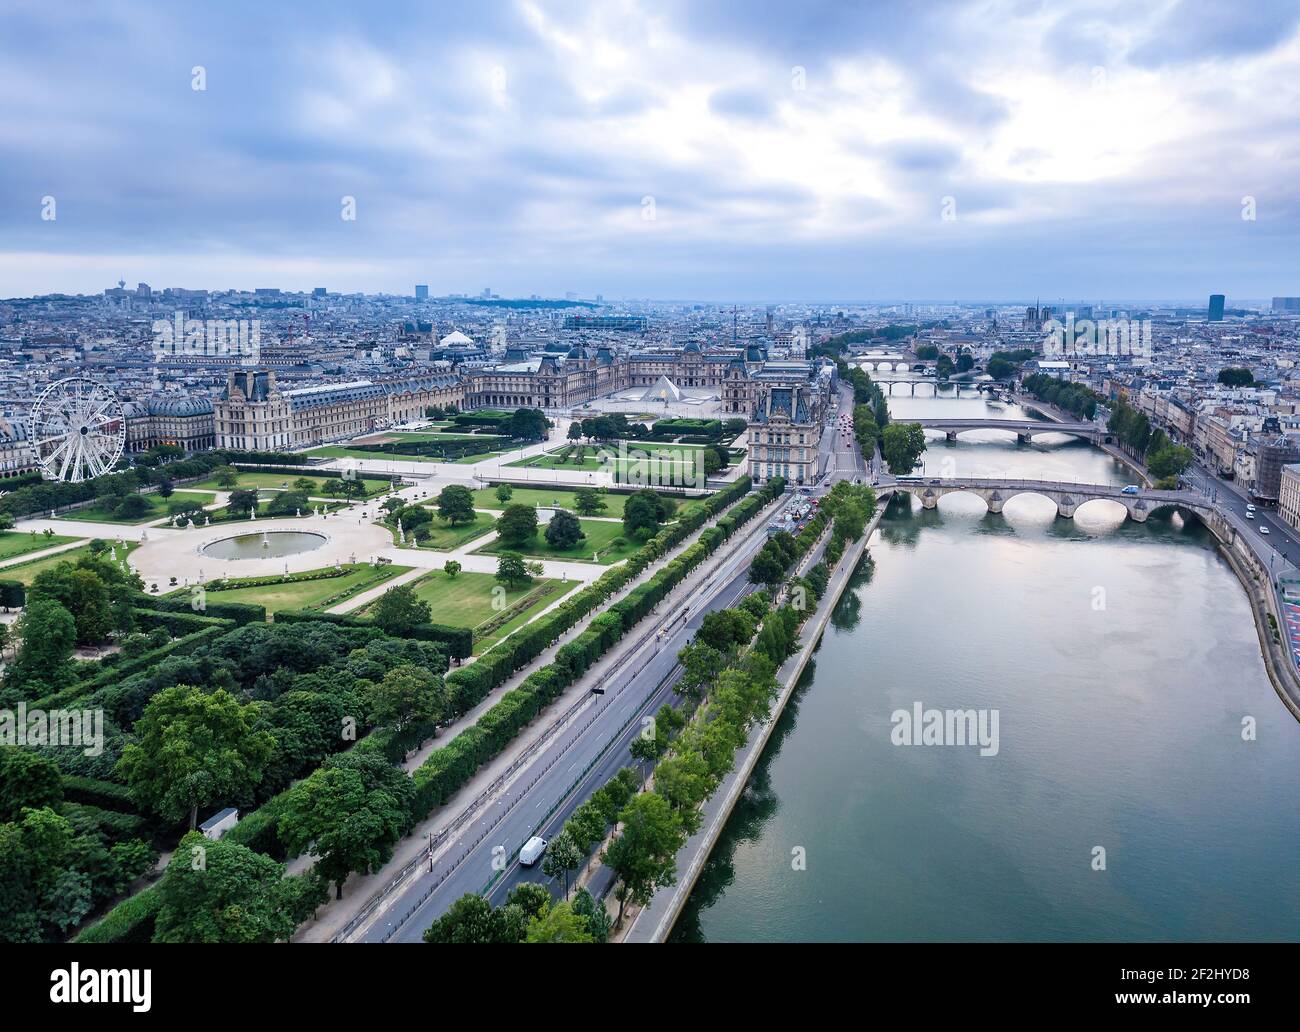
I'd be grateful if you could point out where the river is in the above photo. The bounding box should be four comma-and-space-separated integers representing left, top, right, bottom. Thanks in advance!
671, 390, 1300, 942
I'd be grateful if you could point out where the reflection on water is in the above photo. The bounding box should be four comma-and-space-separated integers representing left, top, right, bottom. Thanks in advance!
675, 426, 1300, 943
201, 531, 327, 560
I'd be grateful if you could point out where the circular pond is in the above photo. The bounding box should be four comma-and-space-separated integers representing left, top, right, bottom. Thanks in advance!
200, 531, 327, 560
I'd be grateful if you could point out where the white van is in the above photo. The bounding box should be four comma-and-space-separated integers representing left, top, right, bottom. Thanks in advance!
519, 836, 547, 866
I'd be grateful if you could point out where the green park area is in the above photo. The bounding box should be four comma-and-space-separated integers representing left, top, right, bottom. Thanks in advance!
471, 485, 630, 516
60, 490, 215, 525
377, 568, 576, 652
0, 530, 83, 562
3, 541, 138, 585
403, 509, 497, 550
172, 563, 411, 615
475, 516, 639, 565
189, 470, 391, 497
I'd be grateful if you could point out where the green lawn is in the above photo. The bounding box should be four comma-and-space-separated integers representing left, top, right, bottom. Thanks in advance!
0, 531, 82, 562
378, 569, 572, 649
207, 499, 345, 523
175, 563, 412, 615
189, 471, 391, 497
61, 490, 215, 525
403, 510, 497, 550
4, 541, 139, 585
475, 517, 639, 564
471, 486, 629, 516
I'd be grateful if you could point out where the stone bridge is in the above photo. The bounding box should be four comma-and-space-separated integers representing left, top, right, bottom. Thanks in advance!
914, 417, 1108, 444
887, 477, 1212, 523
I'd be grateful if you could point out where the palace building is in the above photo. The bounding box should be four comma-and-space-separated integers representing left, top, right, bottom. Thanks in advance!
213, 370, 464, 450
749, 383, 825, 486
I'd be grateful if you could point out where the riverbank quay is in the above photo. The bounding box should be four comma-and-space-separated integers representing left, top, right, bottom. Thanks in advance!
623, 500, 888, 941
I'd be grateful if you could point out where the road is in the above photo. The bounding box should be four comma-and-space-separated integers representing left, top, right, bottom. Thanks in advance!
358, 489, 800, 942
356, 397, 865, 942
1183, 462, 1300, 571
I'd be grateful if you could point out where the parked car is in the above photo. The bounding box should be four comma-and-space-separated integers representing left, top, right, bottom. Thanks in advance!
1246, 511, 1255, 520
1260, 526, 1270, 535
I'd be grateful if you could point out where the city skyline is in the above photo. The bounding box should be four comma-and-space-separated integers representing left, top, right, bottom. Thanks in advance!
3, 0, 1299, 300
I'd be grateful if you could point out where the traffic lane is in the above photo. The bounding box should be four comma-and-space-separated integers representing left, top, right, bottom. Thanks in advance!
380, 564, 757, 941
484, 569, 756, 905
368, 499, 795, 941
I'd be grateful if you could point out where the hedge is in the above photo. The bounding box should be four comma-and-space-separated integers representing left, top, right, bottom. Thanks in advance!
62, 775, 138, 813
130, 607, 237, 637
132, 592, 267, 626
272, 610, 471, 660
73, 885, 162, 944
27, 624, 233, 711
0, 578, 25, 608
60, 802, 150, 843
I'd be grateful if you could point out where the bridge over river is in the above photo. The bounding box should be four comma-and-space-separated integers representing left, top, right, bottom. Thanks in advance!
913, 417, 1107, 444
886, 476, 1209, 522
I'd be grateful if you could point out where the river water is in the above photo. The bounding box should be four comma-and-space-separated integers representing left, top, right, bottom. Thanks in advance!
672, 391, 1300, 942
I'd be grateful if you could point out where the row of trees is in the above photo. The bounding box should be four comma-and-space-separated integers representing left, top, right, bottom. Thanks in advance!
1020, 372, 1101, 420
1106, 399, 1193, 485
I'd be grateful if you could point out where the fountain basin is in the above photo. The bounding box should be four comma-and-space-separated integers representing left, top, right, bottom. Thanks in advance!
200, 531, 327, 560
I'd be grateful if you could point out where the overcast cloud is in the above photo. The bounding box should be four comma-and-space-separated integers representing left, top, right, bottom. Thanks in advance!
1, 0, 1297, 300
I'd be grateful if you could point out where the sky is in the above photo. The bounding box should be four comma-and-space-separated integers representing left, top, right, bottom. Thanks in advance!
2, 0, 1299, 302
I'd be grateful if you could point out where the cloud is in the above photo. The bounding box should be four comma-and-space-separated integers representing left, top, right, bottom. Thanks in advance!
0, 0, 1296, 299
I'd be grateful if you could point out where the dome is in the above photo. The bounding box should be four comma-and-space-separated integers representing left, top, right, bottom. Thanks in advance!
439, 330, 473, 347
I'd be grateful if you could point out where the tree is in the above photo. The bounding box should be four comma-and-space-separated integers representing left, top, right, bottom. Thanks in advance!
277, 754, 413, 899
495, 551, 530, 588
675, 639, 726, 699
214, 465, 241, 488
157, 478, 174, 498
424, 892, 519, 943
28, 565, 117, 645
603, 792, 683, 926
154, 831, 315, 943
508, 408, 550, 441
437, 485, 476, 526
366, 663, 444, 734
545, 509, 585, 551
570, 887, 612, 942
112, 494, 152, 520
574, 488, 606, 515
293, 477, 316, 494
697, 608, 756, 653
494, 483, 513, 503
265, 490, 309, 517
496, 504, 538, 546
881, 422, 927, 474
117, 685, 274, 830
0, 747, 63, 822
1218, 367, 1254, 387
566, 422, 584, 442
748, 545, 787, 587
371, 584, 432, 635
443, 559, 462, 578
227, 488, 260, 517
6, 598, 76, 691
525, 900, 595, 943
541, 830, 584, 898
623, 490, 666, 539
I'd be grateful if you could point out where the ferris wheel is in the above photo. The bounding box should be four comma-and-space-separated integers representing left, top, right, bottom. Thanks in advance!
28, 377, 126, 483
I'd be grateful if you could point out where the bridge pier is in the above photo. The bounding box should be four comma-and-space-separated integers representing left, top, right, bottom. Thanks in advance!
945, 430, 958, 443
920, 490, 938, 510
1056, 495, 1077, 518
1127, 502, 1149, 523
985, 491, 1004, 514
1017, 432, 1030, 444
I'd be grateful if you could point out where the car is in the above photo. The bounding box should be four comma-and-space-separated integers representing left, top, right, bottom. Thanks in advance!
1260, 526, 1270, 535
1247, 503, 1257, 513
929, 478, 941, 485
1121, 485, 1140, 495
1246, 511, 1255, 519
519, 836, 548, 866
